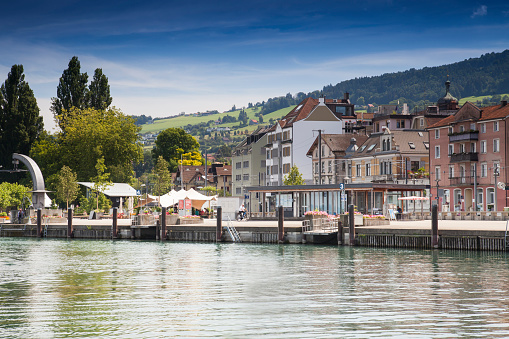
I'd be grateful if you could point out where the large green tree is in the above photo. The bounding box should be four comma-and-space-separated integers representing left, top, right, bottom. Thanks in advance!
283, 165, 305, 186
51, 56, 88, 130
31, 107, 142, 183
0, 64, 43, 178
55, 165, 79, 209
152, 128, 200, 172
152, 156, 172, 205
87, 68, 112, 110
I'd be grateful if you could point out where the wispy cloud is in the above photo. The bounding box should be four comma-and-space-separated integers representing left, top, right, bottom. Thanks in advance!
471, 5, 487, 18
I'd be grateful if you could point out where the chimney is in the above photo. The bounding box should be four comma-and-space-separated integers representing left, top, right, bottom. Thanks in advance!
501, 100, 508, 107
318, 97, 325, 104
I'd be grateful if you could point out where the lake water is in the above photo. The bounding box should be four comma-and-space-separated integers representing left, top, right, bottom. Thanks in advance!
1, 238, 509, 338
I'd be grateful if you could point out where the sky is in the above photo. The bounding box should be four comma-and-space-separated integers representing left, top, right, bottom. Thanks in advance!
1, 0, 508, 132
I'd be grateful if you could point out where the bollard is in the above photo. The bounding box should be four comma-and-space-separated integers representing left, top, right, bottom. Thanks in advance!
432, 204, 439, 248
278, 205, 284, 243
67, 208, 73, 238
348, 204, 355, 246
37, 208, 42, 238
337, 219, 343, 245
161, 207, 167, 241
216, 207, 222, 241
112, 207, 118, 239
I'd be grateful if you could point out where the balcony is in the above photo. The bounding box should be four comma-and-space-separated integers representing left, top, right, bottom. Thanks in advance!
449, 176, 480, 186
449, 131, 479, 142
450, 152, 478, 163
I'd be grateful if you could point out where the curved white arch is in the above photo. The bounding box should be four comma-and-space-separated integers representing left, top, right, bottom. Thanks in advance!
13, 153, 46, 209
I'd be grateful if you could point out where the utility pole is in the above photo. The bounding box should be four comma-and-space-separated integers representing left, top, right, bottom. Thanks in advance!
313, 130, 323, 185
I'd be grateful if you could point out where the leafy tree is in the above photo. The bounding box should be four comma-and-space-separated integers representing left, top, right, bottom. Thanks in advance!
91, 157, 112, 211
180, 151, 203, 166
152, 156, 172, 205
55, 165, 79, 209
283, 165, 305, 186
87, 68, 112, 110
0, 182, 29, 212
152, 128, 200, 172
31, 107, 142, 183
51, 56, 88, 130
0, 65, 43, 178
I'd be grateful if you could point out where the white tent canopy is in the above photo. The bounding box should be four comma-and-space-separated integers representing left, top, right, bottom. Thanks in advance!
150, 189, 216, 209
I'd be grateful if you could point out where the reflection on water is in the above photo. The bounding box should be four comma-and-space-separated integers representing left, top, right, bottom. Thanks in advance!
1, 238, 509, 338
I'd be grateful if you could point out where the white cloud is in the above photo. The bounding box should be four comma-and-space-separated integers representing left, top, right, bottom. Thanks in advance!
471, 5, 487, 18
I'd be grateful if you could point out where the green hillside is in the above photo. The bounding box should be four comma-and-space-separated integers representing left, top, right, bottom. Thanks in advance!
459, 94, 509, 106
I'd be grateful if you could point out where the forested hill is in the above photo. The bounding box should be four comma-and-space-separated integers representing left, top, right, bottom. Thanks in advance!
321, 50, 509, 107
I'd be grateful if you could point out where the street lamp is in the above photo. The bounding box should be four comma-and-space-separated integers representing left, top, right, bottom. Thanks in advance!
141, 184, 146, 211
435, 178, 441, 209
494, 165, 500, 212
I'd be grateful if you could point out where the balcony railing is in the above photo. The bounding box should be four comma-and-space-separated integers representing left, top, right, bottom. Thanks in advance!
449, 131, 479, 142
449, 176, 480, 186
450, 152, 478, 162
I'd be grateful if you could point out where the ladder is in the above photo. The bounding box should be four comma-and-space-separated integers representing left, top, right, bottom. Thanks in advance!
226, 216, 242, 242
505, 220, 509, 251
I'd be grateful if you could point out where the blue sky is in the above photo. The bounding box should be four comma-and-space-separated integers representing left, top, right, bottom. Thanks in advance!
1, 0, 508, 131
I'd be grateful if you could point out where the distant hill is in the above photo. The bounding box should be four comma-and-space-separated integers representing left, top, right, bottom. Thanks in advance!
322, 50, 509, 106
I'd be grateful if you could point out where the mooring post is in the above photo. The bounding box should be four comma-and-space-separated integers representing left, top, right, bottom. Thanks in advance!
337, 219, 343, 245
112, 207, 118, 239
348, 204, 355, 246
216, 206, 222, 241
67, 208, 73, 238
161, 207, 167, 241
432, 204, 438, 248
278, 205, 284, 243
37, 208, 42, 238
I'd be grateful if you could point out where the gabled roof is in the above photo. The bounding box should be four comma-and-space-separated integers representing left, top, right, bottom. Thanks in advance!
306, 134, 369, 156
427, 102, 509, 129
215, 165, 232, 176
354, 130, 429, 156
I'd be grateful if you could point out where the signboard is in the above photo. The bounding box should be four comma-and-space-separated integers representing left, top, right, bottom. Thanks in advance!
339, 183, 345, 190
388, 209, 396, 220
136, 189, 141, 195
185, 199, 192, 209
341, 193, 347, 202
179, 200, 184, 210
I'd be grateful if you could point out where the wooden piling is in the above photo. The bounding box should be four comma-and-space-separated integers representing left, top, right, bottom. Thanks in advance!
432, 204, 438, 248
278, 206, 284, 243
337, 219, 343, 245
67, 208, 73, 238
348, 204, 355, 245
112, 207, 118, 239
161, 207, 166, 241
216, 206, 222, 241
37, 208, 42, 238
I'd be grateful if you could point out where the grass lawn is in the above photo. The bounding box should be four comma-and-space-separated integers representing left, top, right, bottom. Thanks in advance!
459, 94, 509, 105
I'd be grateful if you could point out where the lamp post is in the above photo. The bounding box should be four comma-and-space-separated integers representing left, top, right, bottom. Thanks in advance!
494, 165, 500, 212
141, 183, 146, 212
435, 178, 441, 210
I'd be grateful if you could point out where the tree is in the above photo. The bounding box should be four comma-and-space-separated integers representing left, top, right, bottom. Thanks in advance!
51, 56, 88, 130
87, 68, 112, 110
91, 157, 112, 211
283, 165, 305, 186
0, 65, 43, 177
180, 151, 203, 166
31, 107, 142, 183
152, 156, 172, 205
55, 165, 79, 209
152, 128, 200, 172
0, 182, 29, 212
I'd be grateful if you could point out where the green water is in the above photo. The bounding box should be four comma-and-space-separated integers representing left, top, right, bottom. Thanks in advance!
1, 238, 509, 338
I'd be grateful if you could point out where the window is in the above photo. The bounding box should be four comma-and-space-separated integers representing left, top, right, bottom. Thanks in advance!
283, 131, 290, 140
435, 130, 440, 139
367, 144, 376, 151
480, 141, 487, 154
481, 163, 488, 177
480, 123, 486, 133
315, 162, 318, 174
271, 165, 278, 174
328, 161, 332, 173
448, 127, 453, 134
271, 149, 278, 158
243, 174, 249, 181
459, 143, 465, 153
494, 121, 499, 132
283, 146, 291, 157
449, 165, 454, 179
477, 188, 483, 207
267, 150, 271, 159
356, 164, 361, 177
236, 187, 241, 195
435, 166, 441, 180
236, 174, 241, 181
366, 163, 371, 176
448, 144, 453, 155
470, 142, 476, 153
494, 139, 500, 153
459, 125, 465, 133
236, 162, 241, 169
243, 161, 249, 168
283, 163, 290, 174
423, 142, 429, 150
408, 142, 415, 149
420, 118, 424, 127
321, 146, 325, 156
435, 145, 440, 159
487, 188, 495, 205
260, 160, 266, 167
397, 120, 405, 128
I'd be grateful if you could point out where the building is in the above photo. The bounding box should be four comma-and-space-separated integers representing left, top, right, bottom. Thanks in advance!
306, 134, 368, 185
265, 95, 357, 185
231, 126, 270, 212
427, 100, 509, 212
174, 163, 231, 194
